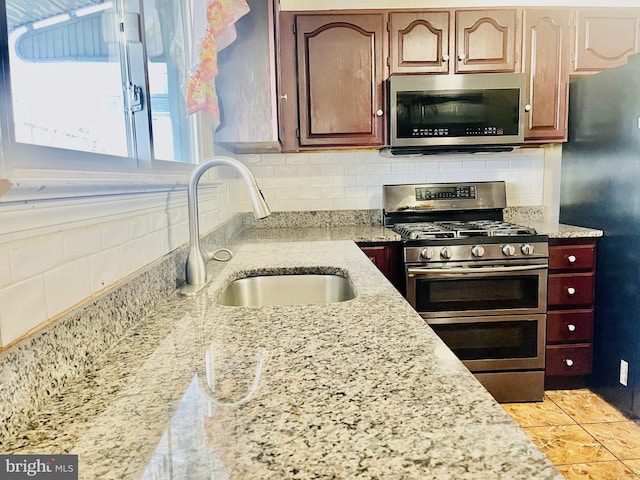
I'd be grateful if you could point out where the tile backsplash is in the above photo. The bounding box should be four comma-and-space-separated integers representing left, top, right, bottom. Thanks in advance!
231, 147, 545, 212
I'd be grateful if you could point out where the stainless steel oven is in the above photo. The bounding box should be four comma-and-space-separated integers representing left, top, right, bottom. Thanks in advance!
406, 261, 547, 319
384, 181, 549, 402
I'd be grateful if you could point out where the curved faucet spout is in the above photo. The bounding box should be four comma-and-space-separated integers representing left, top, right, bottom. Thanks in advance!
184, 156, 270, 293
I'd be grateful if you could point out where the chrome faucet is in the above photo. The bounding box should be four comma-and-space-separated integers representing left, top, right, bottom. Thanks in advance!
181, 156, 270, 296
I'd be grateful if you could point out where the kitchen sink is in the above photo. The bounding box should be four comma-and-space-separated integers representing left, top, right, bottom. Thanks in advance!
217, 272, 356, 307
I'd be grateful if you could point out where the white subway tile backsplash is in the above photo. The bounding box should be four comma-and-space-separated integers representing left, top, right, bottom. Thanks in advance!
102, 224, 130, 249
0, 275, 47, 346
63, 229, 103, 261
0, 250, 11, 288
88, 248, 122, 293
285, 153, 310, 165
9, 237, 65, 282
119, 237, 147, 277
44, 258, 92, 318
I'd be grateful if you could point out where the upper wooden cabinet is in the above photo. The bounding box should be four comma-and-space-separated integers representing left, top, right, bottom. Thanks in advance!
294, 14, 385, 148
573, 9, 640, 74
389, 9, 520, 75
454, 9, 520, 74
522, 10, 571, 142
389, 11, 450, 74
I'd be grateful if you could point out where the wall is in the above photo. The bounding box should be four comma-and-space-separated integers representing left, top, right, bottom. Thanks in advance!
229, 146, 551, 214
0, 181, 239, 348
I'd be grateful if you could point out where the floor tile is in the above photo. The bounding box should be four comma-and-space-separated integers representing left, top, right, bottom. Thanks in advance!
546, 389, 630, 424
582, 421, 640, 461
556, 460, 639, 479
502, 396, 577, 427
623, 458, 640, 475
522, 424, 617, 465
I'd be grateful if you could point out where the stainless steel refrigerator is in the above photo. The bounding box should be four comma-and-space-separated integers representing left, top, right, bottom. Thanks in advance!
560, 53, 640, 418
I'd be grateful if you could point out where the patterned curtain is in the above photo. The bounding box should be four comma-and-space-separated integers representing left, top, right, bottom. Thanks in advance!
186, 0, 250, 129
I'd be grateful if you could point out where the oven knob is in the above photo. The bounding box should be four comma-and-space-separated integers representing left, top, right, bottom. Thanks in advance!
440, 247, 452, 260
521, 244, 535, 255
471, 245, 485, 258
502, 244, 516, 256
420, 247, 434, 260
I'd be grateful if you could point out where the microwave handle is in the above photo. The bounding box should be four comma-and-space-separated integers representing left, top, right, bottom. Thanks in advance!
407, 264, 545, 276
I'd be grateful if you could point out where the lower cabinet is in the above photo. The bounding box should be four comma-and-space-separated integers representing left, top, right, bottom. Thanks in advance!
358, 242, 402, 290
545, 238, 597, 389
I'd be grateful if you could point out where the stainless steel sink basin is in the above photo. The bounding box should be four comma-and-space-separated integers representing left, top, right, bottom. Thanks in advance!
217, 273, 356, 307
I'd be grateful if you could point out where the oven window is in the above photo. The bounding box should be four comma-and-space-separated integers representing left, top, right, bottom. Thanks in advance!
414, 276, 539, 312
431, 320, 539, 360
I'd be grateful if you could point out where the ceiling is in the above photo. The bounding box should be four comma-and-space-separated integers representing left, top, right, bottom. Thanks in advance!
6, 0, 104, 31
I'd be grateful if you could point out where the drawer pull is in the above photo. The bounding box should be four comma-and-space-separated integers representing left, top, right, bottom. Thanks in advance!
567, 287, 576, 295
567, 324, 576, 332
567, 255, 577, 263
565, 359, 574, 367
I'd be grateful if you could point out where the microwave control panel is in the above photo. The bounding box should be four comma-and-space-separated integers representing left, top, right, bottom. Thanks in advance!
410, 127, 504, 137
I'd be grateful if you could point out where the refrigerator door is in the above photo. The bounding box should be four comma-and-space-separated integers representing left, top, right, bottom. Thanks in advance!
560, 55, 640, 417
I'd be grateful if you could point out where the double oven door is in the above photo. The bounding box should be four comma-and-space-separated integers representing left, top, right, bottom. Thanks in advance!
406, 261, 547, 373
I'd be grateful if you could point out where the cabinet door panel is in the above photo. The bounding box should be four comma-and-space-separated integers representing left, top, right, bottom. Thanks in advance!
296, 15, 384, 147
455, 9, 519, 73
546, 344, 592, 376
549, 244, 596, 271
574, 9, 640, 73
547, 310, 593, 344
389, 12, 450, 74
523, 10, 570, 142
548, 273, 595, 307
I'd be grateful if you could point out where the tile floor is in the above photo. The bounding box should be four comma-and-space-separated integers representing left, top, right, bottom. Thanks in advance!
502, 389, 640, 479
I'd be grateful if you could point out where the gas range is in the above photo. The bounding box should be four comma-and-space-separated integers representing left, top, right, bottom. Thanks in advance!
383, 181, 548, 402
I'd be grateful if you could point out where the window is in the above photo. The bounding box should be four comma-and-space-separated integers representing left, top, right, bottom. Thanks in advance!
0, 0, 198, 174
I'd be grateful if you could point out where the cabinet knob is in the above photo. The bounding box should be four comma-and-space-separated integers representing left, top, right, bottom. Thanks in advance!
567, 324, 576, 332
565, 359, 574, 367
375, 109, 384, 117
442, 54, 450, 62
567, 287, 576, 295
524, 104, 532, 112
567, 255, 577, 263
280, 94, 288, 101
458, 53, 466, 61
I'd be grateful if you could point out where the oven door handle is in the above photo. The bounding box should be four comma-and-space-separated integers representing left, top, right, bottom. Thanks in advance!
407, 265, 546, 276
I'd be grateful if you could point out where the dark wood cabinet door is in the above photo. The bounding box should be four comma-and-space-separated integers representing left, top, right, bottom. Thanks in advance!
573, 9, 640, 74
455, 9, 520, 73
522, 10, 571, 143
358, 243, 400, 289
389, 11, 450, 74
295, 14, 385, 148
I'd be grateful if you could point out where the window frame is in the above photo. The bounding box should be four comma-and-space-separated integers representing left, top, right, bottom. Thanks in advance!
0, 0, 204, 203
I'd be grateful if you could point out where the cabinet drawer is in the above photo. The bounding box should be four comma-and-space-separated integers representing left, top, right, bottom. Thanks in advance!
547, 310, 593, 343
546, 344, 592, 376
548, 272, 594, 307
549, 244, 595, 271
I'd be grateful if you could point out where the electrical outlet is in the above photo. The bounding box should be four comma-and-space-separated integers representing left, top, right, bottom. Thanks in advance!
620, 359, 629, 386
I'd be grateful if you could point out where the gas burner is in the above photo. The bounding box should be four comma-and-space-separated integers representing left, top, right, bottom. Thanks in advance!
393, 220, 537, 240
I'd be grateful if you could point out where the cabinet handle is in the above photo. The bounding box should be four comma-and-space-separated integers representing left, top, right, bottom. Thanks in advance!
565, 359, 574, 367
375, 109, 384, 117
280, 94, 288, 101
442, 54, 450, 62
567, 324, 576, 332
458, 53, 466, 61
567, 255, 577, 263
567, 287, 576, 295
524, 104, 532, 112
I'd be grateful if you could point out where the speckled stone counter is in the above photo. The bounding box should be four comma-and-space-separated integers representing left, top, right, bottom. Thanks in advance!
527, 221, 603, 239
2, 239, 562, 480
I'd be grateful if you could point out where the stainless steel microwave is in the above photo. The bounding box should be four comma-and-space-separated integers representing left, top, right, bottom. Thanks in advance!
387, 73, 527, 153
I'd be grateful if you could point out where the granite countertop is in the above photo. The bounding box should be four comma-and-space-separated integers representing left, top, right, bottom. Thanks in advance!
528, 222, 603, 239
3, 236, 562, 479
